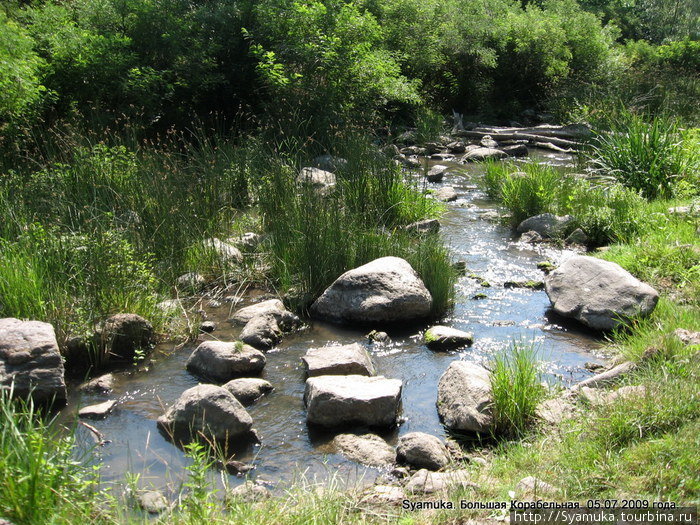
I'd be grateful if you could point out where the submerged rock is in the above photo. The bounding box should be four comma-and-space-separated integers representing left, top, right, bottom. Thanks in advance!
434, 186, 458, 202
331, 433, 395, 466
310, 257, 432, 325
437, 361, 493, 433
227, 481, 272, 503
423, 326, 474, 351
0, 318, 67, 406
545, 256, 659, 330
304, 374, 402, 428
137, 490, 169, 514
157, 384, 256, 444
396, 432, 450, 471
302, 343, 375, 377
186, 341, 265, 382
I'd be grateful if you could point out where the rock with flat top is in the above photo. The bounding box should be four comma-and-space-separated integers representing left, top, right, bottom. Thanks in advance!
545, 256, 659, 330
311, 257, 432, 325
462, 147, 507, 162
302, 343, 375, 377
0, 318, 66, 405
304, 374, 402, 428
186, 341, 265, 382
405, 469, 476, 494
79, 399, 117, 419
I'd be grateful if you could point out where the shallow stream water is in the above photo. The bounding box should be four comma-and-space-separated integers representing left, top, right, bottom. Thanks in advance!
65, 150, 604, 496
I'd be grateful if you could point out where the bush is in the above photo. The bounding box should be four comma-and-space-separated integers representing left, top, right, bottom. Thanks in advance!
490, 342, 545, 438
588, 112, 696, 199
498, 164, 563, 226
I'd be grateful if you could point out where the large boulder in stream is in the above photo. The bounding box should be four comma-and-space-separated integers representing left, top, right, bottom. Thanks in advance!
98, 313, 155, 361
545, 256, 659, 331
0, 318, 67, 406
304, 374, 402, 428
437, 361, 493, 433
157, 384, 257, 444
310, 257, 432, 325
186, 341, 265, 382
229, 299, 300, 330
516, 213, 574, 239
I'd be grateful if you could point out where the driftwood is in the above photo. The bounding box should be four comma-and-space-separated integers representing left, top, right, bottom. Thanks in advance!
471, 123, 592, 140
454, 130, 582, 149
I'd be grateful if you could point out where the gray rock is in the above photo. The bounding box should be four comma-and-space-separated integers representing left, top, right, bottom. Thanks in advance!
367, 330, 391, 344
516, 476, 557, 497
404, 219, 440, 235
176, 272, 206, 291
331, 433, 395, 466
579, 385, 646, 406
426, 164, 448, 182
157, 299, 182, 313
0, 318, 67, 405
434, 186, 458, 202
79, 399, 117, 419
405, 469, 476, 494
424, 326, 474, 351
565, 228, 588, 245
480, 136, 499, 149
502, 144, 529, 157
430, 153, 455, 162
437, 361, 493, 433
79, 373, 115, 394
396, 432, 450, 471
240, 314, 282, 350
199, 321, 216, 333
462, 147, 507, 162
516, 213, 574, 239
304, 375, 402, 428
227, 481, 271, 503
298, 167, 336, 192
395, 154, 421, 168
229, 299, 300, 330
231, 232, 264, 250
360, 485, 406, 505
312, 155, 347, 173
521, 230, 544, 243
302, 343, 375, 377
536, 397, 575, 425
310, 257, 432, 325
674, 328, 700, 346
545, 256, 659, 330
446, 141, 466, 153
204, 238, 243, 264
223, 378, 273, 404
98, 313, 154, 361
186, 341, 265, 382
137, 490, 169, 514
157, 384, 255, 443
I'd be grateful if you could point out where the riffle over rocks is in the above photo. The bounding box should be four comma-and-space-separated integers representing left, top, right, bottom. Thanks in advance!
0, 318, 67, 406
310, 257, 432, 325
545, 256, 659, 330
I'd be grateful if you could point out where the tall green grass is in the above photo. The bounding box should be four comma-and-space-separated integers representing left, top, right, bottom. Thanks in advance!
490, 342, 545, 438
588, 112, 697, 200
0, 391, 98, 524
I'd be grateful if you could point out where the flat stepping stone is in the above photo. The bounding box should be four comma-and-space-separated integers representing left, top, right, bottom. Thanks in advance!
79, 399, 117, 419
304, 375, 402, 428
302, 343, 375, 377
186, 341, 265, 382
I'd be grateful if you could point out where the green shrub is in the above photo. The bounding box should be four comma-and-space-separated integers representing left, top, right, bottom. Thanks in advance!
490, 342, 545, 438
499, 164, 563, 226
588, 112, 696, 199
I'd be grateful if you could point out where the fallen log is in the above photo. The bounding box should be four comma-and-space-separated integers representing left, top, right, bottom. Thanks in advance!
453, 130, 581, 149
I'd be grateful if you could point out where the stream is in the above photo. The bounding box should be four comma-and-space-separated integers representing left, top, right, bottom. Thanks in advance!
65, 150, 604, 496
